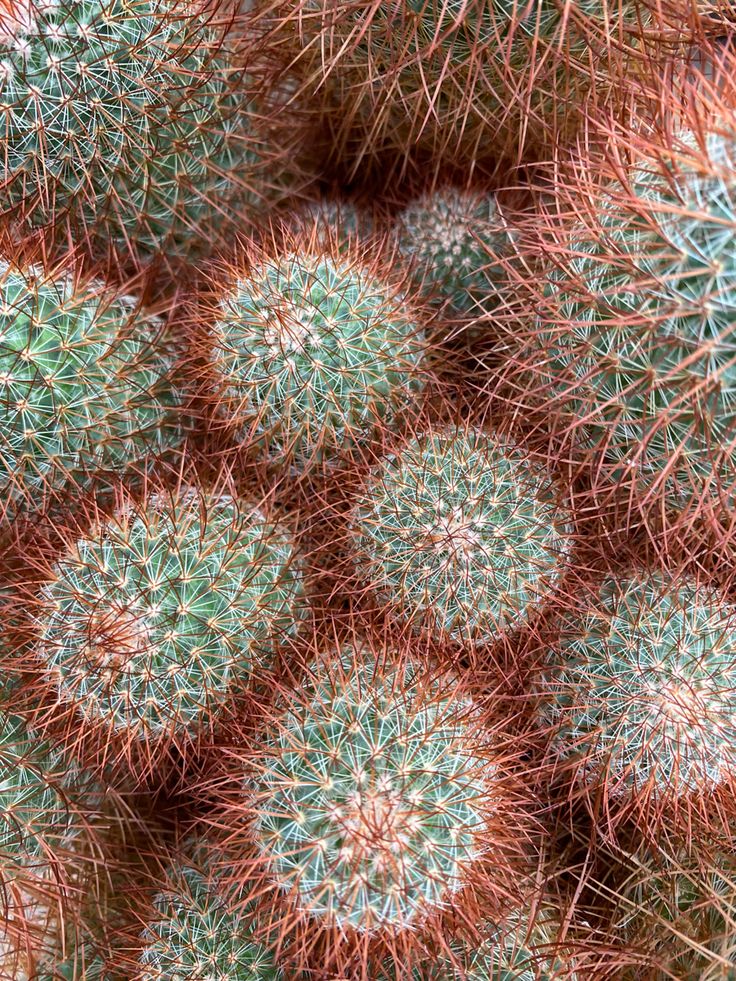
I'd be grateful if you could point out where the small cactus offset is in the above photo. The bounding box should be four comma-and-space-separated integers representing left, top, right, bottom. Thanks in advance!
0, 0, 307, 267
207, 639, 532, 976
395, 186, 515, 322
0, 260, 182, 518
202, 230, 430, 473
537, 572, 736, 809
33, 487, 305, 756
350, 425, 571, 647
137, 842, 282, 980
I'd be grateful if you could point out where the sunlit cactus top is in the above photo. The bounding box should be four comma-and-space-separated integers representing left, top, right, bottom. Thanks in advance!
396, 187, 514, 319
249, 646, 508, 936
36, 488, 306, 741
0, 261, 181, 515
0, 0, 281, 259
208, 247, 429, 471
138, 845, 282, 980
535, 129, 736, 497
350, 426, 571, 646
539, 572, 736, 795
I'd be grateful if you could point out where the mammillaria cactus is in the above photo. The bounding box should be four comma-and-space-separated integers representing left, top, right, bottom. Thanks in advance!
33, 487, 305, 755
202, 233, 430, 473
349, 425, 571, 647
537, 572, 736, 809
137, 843, 282, 980
0, 709, 106, 979
502, 126, 736, 520
209, 640, 530, 976
0, 0, 304, 267
395, 187, 514, 323
0, 260, 182, 518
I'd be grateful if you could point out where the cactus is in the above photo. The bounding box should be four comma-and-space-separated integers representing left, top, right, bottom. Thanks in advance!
219, 639, 528, 977
538, 572, 736, 800
610, 850, 736, 977
0, 709, 105, 980
205, 238, 429, 471
508, 127, 736, 508
35, 487, 305, 744
288, 198, 375, 246
0, 260, 182, 517
138, 844, 282, 980
395, 187, 514, 321
350, 426, 571, 647
0, 0, 301, 265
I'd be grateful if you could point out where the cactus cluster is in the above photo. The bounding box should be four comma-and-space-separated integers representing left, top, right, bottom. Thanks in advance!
0, 261, 181, 516
350, 426, 571, 646
35, 488, 305, 744
205, 242, 429, 471
538, 572, 736, 799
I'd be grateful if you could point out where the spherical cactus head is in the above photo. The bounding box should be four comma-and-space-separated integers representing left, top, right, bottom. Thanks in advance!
210, 637, 531, 976
0, 259, 182, 518
511, 125, 736, 521
34, 485, 306, 759
138, 840, 282, 980
350, 425, 572, 648
204, 232, 430, 473
538, 571, 736, 813
395, 186, 515, 322
0, 0, 308, 268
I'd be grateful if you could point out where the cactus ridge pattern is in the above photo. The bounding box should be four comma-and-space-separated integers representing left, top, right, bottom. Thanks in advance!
138, 847, 282, 980
36, 488, 306, 740
396, 186, 513, 320
250, 647, 498, 934
0, 261, 181, 515
350, 426, 571, 646
0, 0, 277, 260
208, 246, 429, 470
540, 572, 736, 795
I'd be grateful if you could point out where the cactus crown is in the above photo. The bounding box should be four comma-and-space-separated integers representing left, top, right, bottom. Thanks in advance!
0, 0, 268, 257
37, 488, 305, 739
209, 248, 428, 470
0, 261, 181, 512
541, 130, 736, 492
251, 646, 496, 934
396, 187, 513, 319
540, 572, 736, 794
139, 849, 282, 980
351, 426, 570, 646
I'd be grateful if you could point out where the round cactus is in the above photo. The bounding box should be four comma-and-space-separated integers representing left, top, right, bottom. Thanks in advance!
395, 187, 514, 321
34, 487, 305, 744
288, 198, 375, 246
0, 710, 104, 980
508, 127, 736, 509
0, 0, 301, 264
610, 851, 736, 977
215, 639, 528, 978
538, 572, 736, 800
350, 426, 571, 646
205, 239, 429, 471
0, 261, 182, 517
138, 845, 281, 980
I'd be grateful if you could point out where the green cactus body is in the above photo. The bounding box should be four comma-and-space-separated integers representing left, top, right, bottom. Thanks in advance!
290, 199, 372, 245
209, 250, 428, 470
0, 262, 181, 514
613, 853, 736, 978
252, 648, 497, 934
36, 489, 305, 740
396, 187, 513, 320
350, 427, 571, 646
139, 851, 281, 980
540, 572, 736, 796
537, 131, 736, 499
0, 0, 278, 259
0, 711, 97, 979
